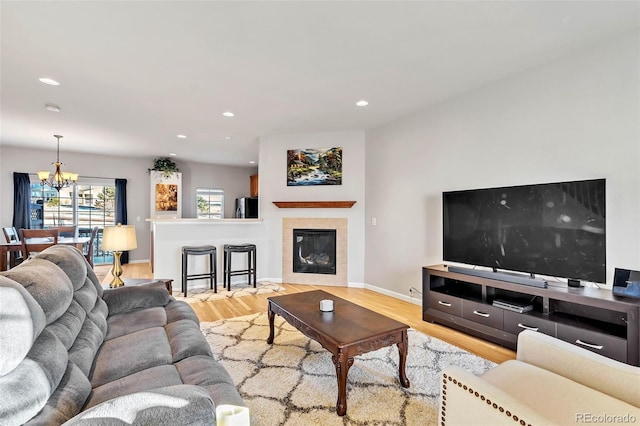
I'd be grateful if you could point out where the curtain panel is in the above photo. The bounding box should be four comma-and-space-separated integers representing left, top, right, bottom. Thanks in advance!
12, 172, 31, 231
115, 178, 129, 264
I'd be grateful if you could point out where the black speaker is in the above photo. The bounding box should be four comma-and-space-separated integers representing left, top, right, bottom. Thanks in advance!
613, 268, 640, 299
567, 278, 582, 288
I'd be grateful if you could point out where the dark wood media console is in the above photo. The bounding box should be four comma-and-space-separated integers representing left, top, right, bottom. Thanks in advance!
423, 265, 640, 366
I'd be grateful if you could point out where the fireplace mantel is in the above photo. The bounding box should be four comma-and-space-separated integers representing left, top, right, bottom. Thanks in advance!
273, 201, 356, 208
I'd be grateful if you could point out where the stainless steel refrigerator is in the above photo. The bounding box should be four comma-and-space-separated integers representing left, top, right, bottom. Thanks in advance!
235, 197, 258, 218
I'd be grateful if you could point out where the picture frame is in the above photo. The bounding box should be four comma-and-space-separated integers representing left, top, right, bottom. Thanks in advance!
287, 147, 342, 186
150, 171, 182, 218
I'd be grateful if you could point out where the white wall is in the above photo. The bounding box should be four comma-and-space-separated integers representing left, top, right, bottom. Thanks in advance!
0, 146, 256, 261
365, 29, 640, 293
258, 131, 366, 283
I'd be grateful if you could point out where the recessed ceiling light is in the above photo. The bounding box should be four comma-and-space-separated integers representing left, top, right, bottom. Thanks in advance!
222, 111, 235, 117
169, 153, 177, 156
249, 161, 256, 164
44, 103, 61, 112
39, 77, 60, 86
176, 134, 187, 139
356, 100, 369, 107
223, 136, 233, 140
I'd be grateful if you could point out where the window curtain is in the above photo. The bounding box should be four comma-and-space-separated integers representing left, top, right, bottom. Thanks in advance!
114, 178, 129, 264
12, 173, 31, 231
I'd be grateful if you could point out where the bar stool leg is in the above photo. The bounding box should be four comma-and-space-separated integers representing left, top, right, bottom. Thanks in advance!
224, 250, 229, 291
182, 252, 187, 297
213, 250, 218, 293
252, 247, 257, 288
228, 251, 232, 291
208, 252, 213, 291
246, 250, 250, 287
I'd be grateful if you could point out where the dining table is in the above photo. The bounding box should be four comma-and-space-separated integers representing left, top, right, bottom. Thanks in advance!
0, 236, 91, 272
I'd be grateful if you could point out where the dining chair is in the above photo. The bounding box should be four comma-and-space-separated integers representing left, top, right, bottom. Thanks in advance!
83, 226, 99, 268
52, 225, 78, 238
2, 226, 24, 268
19, 228, 59, 259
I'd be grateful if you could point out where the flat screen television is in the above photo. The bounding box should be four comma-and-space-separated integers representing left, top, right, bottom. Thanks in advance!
443, 179, 606, 283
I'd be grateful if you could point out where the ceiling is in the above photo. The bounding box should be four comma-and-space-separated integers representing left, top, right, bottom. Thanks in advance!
1, 1, 638, 166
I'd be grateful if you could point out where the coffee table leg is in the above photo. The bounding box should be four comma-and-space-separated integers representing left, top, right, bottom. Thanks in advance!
332, 351, 354, 416
398, 329, 410, 388
267, 309, 275, 344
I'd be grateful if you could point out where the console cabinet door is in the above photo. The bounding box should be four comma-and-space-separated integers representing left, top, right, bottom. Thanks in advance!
428, 293, 462, 316
503, 311, 556, 337
462, 300, 504, 329
556, 324, 627, 363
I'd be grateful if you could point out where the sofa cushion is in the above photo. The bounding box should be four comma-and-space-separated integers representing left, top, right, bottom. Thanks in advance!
0, 328, 69, 425
165, 319, 213, 363
102, 281, 171, 315
90, 327, 173, 387
481, 360, 640, 424
85, 365, 183, 409
176, 355, 245, 407
35, 245, 97, 294
68, 384, 215, 425
166, 299, 200, 325
68, 317, 109, 378
25, 363, 91, 426
0, 276, 46, 376
48, 300, 86, 351
105, 306, 168, 340
3, 258, 74, 325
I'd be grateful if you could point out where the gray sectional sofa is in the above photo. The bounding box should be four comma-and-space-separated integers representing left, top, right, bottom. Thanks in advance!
0, 244, 245, 425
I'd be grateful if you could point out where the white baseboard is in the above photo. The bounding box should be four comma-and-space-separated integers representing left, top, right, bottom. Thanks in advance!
351, 281, 422, 306
261, 278, 422, 306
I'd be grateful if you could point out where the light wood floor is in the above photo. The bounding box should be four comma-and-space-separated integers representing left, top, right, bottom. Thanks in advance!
96, 263, 516, 364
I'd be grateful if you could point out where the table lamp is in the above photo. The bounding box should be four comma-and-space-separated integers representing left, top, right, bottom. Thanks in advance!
102, 223, 137, 288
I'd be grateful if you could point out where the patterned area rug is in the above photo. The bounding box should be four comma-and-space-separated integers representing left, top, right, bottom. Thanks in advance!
201, 313, 496, 425
173, 282, 284, 303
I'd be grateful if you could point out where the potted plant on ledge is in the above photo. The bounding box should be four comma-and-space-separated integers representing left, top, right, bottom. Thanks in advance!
149, 157, 180, 179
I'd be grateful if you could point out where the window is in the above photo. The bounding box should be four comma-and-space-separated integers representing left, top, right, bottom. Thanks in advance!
30, 183, 74, 228
76, 184, 116, 265
196, 188, 224, 219
29, 180, 116, 264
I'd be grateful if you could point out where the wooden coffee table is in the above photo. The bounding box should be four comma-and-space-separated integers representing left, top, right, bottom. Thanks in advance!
267, 290, 410, 416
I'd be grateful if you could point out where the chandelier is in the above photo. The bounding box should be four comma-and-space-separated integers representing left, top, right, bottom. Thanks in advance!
37, 135, 78, 191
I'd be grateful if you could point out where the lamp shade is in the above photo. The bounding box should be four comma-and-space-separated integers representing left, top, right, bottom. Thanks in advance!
102, 224, 137, 251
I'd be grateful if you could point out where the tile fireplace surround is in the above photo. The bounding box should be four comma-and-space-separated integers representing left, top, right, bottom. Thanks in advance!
282, 217, 348, 286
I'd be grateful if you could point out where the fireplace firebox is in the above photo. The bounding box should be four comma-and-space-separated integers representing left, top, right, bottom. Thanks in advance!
293, 229, 336, 274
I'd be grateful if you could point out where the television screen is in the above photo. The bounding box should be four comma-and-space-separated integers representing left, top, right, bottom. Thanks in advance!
443, 179, 606, 283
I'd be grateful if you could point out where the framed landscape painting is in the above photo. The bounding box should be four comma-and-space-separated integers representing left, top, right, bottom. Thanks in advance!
287, 147, 342, 186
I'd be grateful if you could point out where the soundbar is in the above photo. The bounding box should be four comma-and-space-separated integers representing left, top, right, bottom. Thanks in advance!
448, 266, 548, 288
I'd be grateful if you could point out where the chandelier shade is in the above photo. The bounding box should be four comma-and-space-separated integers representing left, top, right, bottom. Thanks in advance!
38, 135, 78, 191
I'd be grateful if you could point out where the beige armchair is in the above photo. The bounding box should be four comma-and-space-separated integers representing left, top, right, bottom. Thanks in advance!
440, 330, 640, 425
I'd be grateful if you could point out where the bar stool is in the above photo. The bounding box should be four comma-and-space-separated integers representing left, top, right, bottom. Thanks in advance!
223, 244, 257, 290
181, 245, 217, 297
